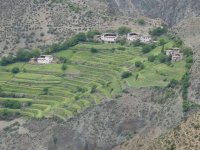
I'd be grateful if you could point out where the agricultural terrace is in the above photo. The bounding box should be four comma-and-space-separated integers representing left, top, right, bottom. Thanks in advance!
0, 38, 189, 119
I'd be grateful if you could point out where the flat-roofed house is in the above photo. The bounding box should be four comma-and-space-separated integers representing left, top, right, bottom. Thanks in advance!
100, 33, 118, 42
127, 33, 140, 41
140, 35, 152, 43
37, 55, 53, 64
172, 53, 184, 62
166, 48, 180, 56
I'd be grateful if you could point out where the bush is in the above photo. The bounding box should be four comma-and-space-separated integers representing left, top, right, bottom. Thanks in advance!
142, 45, 152, 53
133, 39, 143, 47
121, 71, 132, 79
148, 55, 156, 62
117, 38, 126, 45
182, 47, 193, 57
137, 19, 145, 25
0, 55, 15, 66
90, 48, 98, 53
3, 100, 21, 109
135, 61, 144, 70
118, 47, 126, 51
167, 79, 179, 88
158, 54, 170, 63
149, 27, 167, 36
59, 57, 67, 63
90, 85, 97, 93
42, 87, 49, 95
118, 26, 131, 35
61, 64, 67, 71
11, 67, 20, 74
87, 30, 100, 40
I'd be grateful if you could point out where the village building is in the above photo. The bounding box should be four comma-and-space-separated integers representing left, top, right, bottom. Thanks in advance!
165, 48, 183, 62
37, 55, 54, 64
29, 57, 37, 64
127, 33, 152, 43
127, 33, 140, 41
140, 35, 152, 43
100, 33, 118, 42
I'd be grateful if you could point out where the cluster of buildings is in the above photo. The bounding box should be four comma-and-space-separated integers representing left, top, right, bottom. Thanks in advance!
100, 32, 152, 43
165, 48, 183, 62
29, 55, 54, 64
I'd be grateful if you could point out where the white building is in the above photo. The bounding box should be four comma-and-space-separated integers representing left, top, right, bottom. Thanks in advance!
166, 48, 180, 56
140, 35, 152, 43
127, 33, 140, 41
37, 55, 53, 64
127, 33, 152, 43
100, 33, 118, 42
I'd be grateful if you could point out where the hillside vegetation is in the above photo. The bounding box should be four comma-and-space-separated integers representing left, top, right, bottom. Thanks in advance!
0, 35, 190, 119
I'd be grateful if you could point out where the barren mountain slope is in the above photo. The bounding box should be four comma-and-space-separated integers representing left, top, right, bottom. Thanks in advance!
0, 88, 184, 150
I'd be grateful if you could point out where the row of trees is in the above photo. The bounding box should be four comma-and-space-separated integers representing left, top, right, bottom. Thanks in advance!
0, 48, 40, 66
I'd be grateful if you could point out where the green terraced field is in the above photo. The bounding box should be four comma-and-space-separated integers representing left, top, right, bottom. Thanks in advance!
0, 42, 187, 119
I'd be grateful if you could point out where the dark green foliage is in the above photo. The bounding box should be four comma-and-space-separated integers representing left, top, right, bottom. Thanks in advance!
59, 57, 67, 63
159, 38, 167, 46
181, 72, 190, 100
16, 49, 40, 62
3, 100, 21, 109
121, 71, 132, 79
87, 30, 100, 41
182, 47, 193, 57
148, 55, 156, 62
157, 53, 170, 63
137, 19, 145, 25
42, 87, 49, 95
118, 47, 126, 51
174, 37, 183, 47
61, 64, 67, 71
90, 48, 98, 53
142, 45, 152, 53
90, 85, 97, 93
117, 38, 126, 45
11, 67, 20, 74
167, 79, 179, 88
135, 61, 144, 70
149, 27, 167, 36
0, 55, 15, 66
76, 86, 86, 93
118, 26, 131, 35
183, 100, 190, 112
133, 39, 143, 47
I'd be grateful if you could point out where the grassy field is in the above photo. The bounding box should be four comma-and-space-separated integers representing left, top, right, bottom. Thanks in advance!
0, 41, 187, 119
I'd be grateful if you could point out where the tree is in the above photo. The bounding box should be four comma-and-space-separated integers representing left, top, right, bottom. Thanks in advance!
137, 19, 145, 25
16, 50, 32, 61
118, 26, 131, 35
0, 55, 15, 66
158, 54, 170, 63
142, 45, 152, 53
61, 64, 67, 71
11, 67, 20, 74
31, 48, 41, 57
135, 61, 144, 70
167, 79, 179, 88
90, 48, 98, 53
117, 38, 126, 45
42, 87, 49, 95
148, 55, 156, 62
87, 30, 100, 40
90, 85, 97, 93
159, 38, 166, 46
121, 71, 132, 79
149, 27, 167, 36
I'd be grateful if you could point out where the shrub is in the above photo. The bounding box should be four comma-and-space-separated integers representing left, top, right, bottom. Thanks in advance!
90, 48, 98, 53
182, 47, 193, 57
149, 27, 167, 36
87, 30, 100, 40
59, 57, 67, 63
3, 100, 21, 109
117, 38, 126, 45
61, 64, 67, 71
42, 87, 49, 95
142, 45, 152, 53
135, 61, 144, 70
137, 19, 145, 25
0, 55, 15, 66
118, 26, 131, 35
11, 67, 20, 74
133, 39, 143, 47
148, 55, 156, 62
158, 54, 170, 63
167, 79, 179, 88
90, 85, 97, 93
118, 47, 126, 51
121, 71, 132, 79
159, 38, 167, 46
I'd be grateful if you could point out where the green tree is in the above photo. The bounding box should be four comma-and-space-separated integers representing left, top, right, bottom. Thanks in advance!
135, 61, 144, 70
87, 30, 100, 40
142, 45, 152, 53
118, 26, 131, 35
61, 64, 67, 71
90, 48, 98, 53
148, 55, 156, 62
137, 19, 145, 25
11, 67, 20, 74
149, 27, 167, 36
121, 71, 132, 79
42, 87, 49, 95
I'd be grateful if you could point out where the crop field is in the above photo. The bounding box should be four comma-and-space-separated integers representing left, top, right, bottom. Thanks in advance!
0, 41, 187, 119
